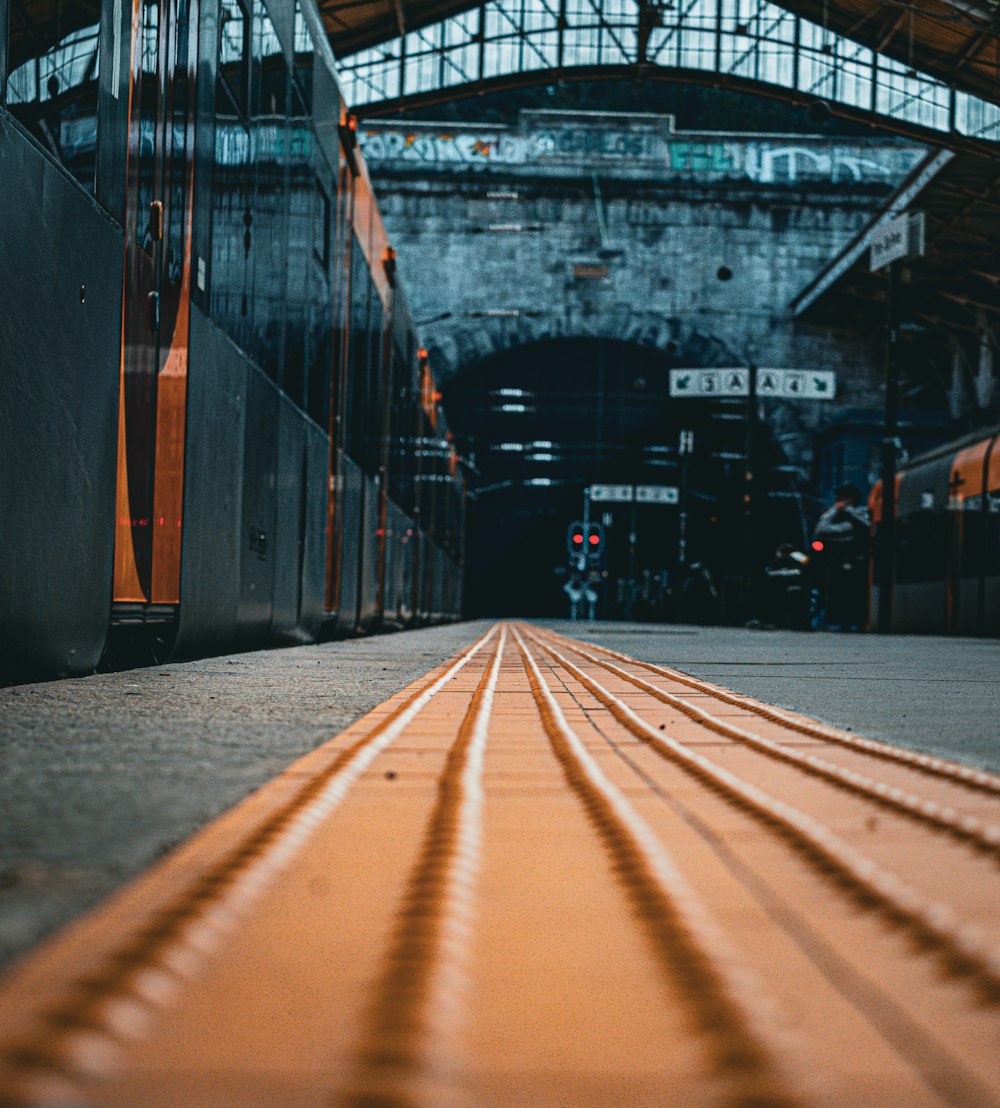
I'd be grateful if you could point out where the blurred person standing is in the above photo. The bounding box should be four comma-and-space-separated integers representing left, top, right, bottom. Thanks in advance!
812, 484, 870, 631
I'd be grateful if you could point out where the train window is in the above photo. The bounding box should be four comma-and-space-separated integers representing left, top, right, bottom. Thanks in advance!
164, 0, 190, 286
134, 0, 159, 253
210, 0, 253, 359
256, 5, 286, 115
246, 8, 288, 383
5, 0, 102, 191
345, 235, 372, 463
366, 293, 385, 474
217, 0, 250, 120
284, 84, 321, 414
292, 0, 313, 112
314, 177, 331, 270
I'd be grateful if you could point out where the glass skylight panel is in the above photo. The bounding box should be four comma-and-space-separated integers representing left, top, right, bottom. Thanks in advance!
604, 0, 638, 24
485, 0, 522, 38
563, 24, 602, 67
364, 56, 399, 100
521, 32, 560, 70
876, 54, 950, 131
675, 28, 716, 70
480, 39, 510, 78
604, 25, 638, 65
831, 42, 874, 111
524, 0, 559, 34
956, 94, 1000, 140
337, 0, 998, 147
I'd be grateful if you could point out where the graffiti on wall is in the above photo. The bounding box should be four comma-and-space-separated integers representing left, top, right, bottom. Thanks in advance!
664, 141, 919, 183
361, 130, 521, 163
361, 120, 925, 184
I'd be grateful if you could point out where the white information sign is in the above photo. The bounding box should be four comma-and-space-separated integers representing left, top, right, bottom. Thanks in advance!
669, 368, 749, 398
669, 368, 836, 400
589, 484, 634, 504
589, 484, 679, 504
870, 211, 925, 271
636, 485, 679, 504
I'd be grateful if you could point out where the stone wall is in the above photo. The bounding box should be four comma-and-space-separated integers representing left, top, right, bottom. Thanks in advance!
362, 110, 926, 463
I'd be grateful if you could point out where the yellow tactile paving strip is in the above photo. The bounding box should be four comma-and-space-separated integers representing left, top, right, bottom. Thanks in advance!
2, 622, 1000, 1106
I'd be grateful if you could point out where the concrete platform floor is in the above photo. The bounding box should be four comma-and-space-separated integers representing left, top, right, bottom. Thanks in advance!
1, 619, 996, 975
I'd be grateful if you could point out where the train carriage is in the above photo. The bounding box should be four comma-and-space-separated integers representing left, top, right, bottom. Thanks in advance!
871, 426, 1000, 635
0, 0, 463, 682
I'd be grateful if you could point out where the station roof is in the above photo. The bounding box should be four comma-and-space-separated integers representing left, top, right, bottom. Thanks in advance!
791, 147, 1000, 335
324, 0, 1000, 107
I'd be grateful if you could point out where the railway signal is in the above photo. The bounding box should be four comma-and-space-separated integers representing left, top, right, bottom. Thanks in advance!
567, 521, 586, 557
586, 523, 604, 563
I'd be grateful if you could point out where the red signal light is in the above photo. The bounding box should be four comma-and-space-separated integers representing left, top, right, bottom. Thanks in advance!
573, 533, 584, 544
811, 540, 824, 552
588, 534, 600, 545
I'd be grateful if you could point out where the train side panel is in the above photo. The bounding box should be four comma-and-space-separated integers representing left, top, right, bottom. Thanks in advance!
875, 428, 1000, 637
172, 312, 247, 656
0, 115, 122, 679
235, 367, 280, 645
298, 415, 330, 640
356, 475, 381, 630
985, 446, 1000, 635
337, 454, 364, 632
892, 454, 953, 634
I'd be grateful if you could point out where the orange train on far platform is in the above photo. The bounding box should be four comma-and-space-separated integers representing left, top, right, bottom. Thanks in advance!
870, 427, 1000, 635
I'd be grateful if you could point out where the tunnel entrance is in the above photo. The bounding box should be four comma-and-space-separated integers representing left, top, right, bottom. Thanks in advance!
442, 338, 811, 621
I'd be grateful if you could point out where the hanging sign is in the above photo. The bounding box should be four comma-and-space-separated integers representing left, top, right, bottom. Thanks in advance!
589, 485, 679, 504
669, 368, 836, 400
870, 211, 925, 271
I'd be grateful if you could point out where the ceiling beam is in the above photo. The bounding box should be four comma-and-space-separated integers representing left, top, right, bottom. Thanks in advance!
392, 0, 407, 38
875, 9, 908, 53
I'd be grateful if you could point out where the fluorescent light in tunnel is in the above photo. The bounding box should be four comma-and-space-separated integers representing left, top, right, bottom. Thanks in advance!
496, 404, 532, 413
527, 453, 557, 462
527, 478, 552, 486
495, 442, 525, 452
492, 388, 533, 398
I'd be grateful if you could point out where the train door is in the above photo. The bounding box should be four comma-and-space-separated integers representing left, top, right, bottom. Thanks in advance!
113, 0, 195, 614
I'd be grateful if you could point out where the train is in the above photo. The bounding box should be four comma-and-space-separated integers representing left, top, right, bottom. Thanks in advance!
0, 0, 464, 683
871, 426, 1000, 635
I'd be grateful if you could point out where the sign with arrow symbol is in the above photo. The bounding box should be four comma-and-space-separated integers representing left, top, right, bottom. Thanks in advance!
669, 367, 836, 400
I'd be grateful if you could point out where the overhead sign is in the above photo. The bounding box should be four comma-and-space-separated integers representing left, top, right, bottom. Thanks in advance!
669, 368, 836, 400
756, 369, 836, 399
870, 211, 925, 271
636, 485, 679, 504
669, 368, 749, 398
589, 484, 678, 504
589, 484, 634, 503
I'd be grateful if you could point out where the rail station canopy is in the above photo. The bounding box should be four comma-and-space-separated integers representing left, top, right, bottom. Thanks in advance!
325, 0, 1000, 108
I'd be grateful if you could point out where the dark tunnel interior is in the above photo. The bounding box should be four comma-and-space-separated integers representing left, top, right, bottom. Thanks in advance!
442, 338, 809, 619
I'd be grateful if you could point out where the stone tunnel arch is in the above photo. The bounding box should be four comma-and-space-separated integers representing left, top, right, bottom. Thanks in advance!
424, 312, 736, 386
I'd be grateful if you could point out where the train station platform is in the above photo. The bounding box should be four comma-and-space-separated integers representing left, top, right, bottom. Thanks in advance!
1, 622, 999, 1105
